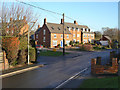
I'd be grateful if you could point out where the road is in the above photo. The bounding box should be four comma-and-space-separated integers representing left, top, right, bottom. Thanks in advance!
2, 49, 114, 88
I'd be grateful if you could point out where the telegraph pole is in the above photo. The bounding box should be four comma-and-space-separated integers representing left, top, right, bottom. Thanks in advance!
63, 13, 65, 55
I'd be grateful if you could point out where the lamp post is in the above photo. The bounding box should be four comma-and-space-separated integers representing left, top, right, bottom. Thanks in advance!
28, 22, 36, 65
63, 13, 65, 55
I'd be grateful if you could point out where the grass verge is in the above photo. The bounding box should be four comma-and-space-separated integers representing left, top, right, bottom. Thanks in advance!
38, 50, 69, 56
79, 76, 120, 88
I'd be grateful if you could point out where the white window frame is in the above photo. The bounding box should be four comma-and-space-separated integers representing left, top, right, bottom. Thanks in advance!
77, 34, 80, 37
66, 40, 70, 45
69, 28, 71, 31
53, 40, 57, 46
67, 34, 69, 39
61, 34, 63, 38
43, 29, 46, 35
73, 34, 75, 37
43, 36, 45, 42
54, 34, 57, 38
12, 30, 14, 33
36, 34, 38, 39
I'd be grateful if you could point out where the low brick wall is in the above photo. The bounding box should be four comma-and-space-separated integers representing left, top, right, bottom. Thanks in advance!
0, 51, 9, 71
91, 52, 118, 75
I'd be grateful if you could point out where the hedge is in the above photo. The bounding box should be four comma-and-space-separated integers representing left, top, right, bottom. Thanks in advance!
29, 46, 36, 62
2, 36, 20, 65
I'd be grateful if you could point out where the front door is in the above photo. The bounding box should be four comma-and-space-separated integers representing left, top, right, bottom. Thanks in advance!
60, 40, 63, 47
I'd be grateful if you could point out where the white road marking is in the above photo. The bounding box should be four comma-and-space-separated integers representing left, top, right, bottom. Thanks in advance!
54, 68, 88, 89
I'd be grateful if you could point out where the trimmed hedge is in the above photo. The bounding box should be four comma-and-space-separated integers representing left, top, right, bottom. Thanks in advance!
29, 46, 36, 62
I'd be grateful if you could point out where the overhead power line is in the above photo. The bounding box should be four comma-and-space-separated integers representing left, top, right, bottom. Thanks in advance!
15, 0, 98, 31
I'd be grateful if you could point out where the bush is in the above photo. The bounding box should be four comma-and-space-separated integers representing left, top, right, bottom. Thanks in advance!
2, 37, 20, 66
69, 41, 74, 46
29, 46, 36, 62
18, 36, 28, 64
82, 44, 93, 51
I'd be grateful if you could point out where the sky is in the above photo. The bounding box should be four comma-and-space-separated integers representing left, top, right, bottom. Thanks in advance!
0, 1, 118, 32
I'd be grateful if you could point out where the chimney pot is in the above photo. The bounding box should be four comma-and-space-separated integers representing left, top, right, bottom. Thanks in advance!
44, 18, 47, 24
10, 17, 12, 21
61, 19, 63, 24
38, 25, 40, 29
23, 16, 26, 20
74, 20, 78, 25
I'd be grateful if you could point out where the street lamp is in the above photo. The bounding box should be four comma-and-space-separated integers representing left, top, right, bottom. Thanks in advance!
28, 22, 36, 65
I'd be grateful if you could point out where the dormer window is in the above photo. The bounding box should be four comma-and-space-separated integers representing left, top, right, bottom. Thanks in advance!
51, 27, 54, 30
58, 27, 60, 30
67, 26, 69, 28
81, 28, 83, 31
72, 27, 75, 31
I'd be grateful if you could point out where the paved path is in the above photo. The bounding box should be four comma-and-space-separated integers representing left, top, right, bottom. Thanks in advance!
2, 49, 114, 88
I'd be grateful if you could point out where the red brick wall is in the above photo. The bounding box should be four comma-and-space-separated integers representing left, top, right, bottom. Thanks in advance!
35, 24, 51, 48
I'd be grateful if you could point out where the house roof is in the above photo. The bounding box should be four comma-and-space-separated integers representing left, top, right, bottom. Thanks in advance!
46, 22, 90, 34
35, 27, 41, 34
83, 31, 95, 34
104, 35, 111, 41
46, 23, 71, 34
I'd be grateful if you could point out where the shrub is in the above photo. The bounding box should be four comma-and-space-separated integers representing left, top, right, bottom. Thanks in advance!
69, 41, 74, 46
82, 44, 93, 51
2, 37, 20, 66
18, 36, 28, 64
29, 46, 36, 62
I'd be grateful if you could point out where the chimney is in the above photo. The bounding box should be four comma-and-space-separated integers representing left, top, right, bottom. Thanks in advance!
61, 19, 63, 24
23, 16, 26, 20
10, 17, 12, 21
74, 20, 78, 25
44, 18, 47, 24
38, 25, 40, 29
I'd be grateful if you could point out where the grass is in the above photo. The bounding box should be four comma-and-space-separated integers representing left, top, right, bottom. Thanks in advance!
38, 50, 69, 56
79, 76, 120, 88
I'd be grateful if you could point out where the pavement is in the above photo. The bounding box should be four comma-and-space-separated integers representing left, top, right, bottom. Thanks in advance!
2, 49, 116, 88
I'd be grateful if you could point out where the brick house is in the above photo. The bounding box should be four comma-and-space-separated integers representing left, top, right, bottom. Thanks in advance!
2, 16, 29, 36
35, 18, 95, 48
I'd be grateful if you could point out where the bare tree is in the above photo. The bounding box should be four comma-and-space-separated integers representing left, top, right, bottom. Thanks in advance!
102, 27, 118, 41
1, 2, 39, 37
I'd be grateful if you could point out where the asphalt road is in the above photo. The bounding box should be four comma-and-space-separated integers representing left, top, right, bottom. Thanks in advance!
2, 49, 114, 88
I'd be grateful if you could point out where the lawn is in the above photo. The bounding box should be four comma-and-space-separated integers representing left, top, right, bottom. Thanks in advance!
38, 50, 69, 56
79, 76, 120, 88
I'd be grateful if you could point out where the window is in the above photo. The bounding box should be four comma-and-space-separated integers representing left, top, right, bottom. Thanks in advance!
61, 34, 63, 38
12, 30, 14, 33
54, 34, 57, 38
43, 37, 45, 42
43, 29, 46, 35
84, 35, 85, 37
67, 35, 69, 39
53, 40, 57, 46
73, 34, 75, 37
58, 27, 60, 30
66, 40, 70, 45
77, 34, 80, 37
36, 34, 38, 39
69, 28, 71, 31
7, 31, 9, 33
77, 40, 79, 43
73, 39, 76, 43
77, 28, 79, 31
7, 25, 9, 28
